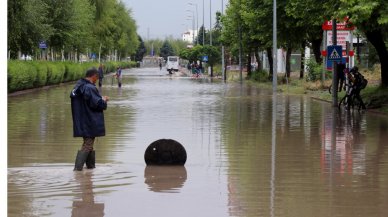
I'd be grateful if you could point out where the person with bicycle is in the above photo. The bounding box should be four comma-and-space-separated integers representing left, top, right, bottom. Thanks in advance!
348, 66, 366, 110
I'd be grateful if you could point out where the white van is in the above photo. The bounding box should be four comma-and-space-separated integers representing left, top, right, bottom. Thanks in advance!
166, 56, 179, 74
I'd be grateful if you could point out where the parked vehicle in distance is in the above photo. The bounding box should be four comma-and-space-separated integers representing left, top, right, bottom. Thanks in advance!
166, 56, 179, 74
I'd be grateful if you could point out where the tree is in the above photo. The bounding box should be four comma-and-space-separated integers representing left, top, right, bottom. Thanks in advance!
159, 40, 175, 60
7, 0, 52, 58
285, 0, 331, 65
134, 35, 146, 61
44, 0, 75, 51
67, 0, 95, 55
7, 0, 139, 61
337, 0, 388, 87
110, 2, 139, 59
197, 25, 209, 46
202, 45, 221, 77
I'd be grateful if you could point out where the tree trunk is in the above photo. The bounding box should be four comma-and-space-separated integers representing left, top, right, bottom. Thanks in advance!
300, 41, 306, 79
247, 53, 252, 78
99, 43, 102, 63
267, 47, 273, 80
254, 47, 261, 71
365, 28, 388, 87
286, 47, 292, 78
311, 38, 322, 64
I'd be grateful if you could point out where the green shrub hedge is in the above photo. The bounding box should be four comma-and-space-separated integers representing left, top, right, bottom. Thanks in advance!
7, 60, 137, 93
8, 61, 38, 92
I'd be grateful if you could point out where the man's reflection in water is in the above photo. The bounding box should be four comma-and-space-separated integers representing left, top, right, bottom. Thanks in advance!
144, 166, 187, 193
72, 172, 104, 217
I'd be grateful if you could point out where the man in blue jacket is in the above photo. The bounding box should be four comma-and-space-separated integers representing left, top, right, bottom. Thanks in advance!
70, 67, 109, 171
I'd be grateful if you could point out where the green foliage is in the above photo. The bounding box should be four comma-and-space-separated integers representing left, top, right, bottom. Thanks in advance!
7, 0, 51, 58
8, 61, 38, 92
64, 63, 84, 82
249, 69, 269, 82
363, 86, 388, 109
134, 35, 147, 61
160, 41, 175, 60
8, 0, 139, 60
31, 61, 48, 87
7, 60, 137, 93
305, 59, 325, 82
179, 45, 221, 67
202, 45, 221, 67
46, 62, 65, 85
220, 0, 387, 86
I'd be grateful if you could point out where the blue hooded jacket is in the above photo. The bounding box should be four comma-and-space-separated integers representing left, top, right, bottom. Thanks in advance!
70, 78, 107, 137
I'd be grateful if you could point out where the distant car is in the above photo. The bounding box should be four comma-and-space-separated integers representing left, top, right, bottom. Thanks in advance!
166, 56, 179, 74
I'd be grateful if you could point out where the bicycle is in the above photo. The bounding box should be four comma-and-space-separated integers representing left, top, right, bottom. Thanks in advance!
338, 84, 365, 111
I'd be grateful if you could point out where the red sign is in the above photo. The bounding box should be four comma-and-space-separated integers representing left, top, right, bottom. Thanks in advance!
321, 50, 353, 57
322, 20, 355, 31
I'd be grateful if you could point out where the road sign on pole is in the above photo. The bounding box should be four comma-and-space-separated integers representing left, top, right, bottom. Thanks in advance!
327, 45, 342, 61
39, 41, 47, 49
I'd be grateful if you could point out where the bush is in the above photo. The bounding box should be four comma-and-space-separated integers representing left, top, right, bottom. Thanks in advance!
249, 69, 269, 82
31, 61, 48, 87
7, 60, 137, 93
65, 62, 84, 82
8, 61, 38, 92
305, 60, 323, 82
46, 62, 65, 85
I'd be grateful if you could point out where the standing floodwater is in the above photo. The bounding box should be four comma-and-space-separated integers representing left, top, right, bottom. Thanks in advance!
8, 67, 388, 217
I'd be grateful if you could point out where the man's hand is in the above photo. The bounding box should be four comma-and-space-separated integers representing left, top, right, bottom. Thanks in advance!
102, 96, 109, 102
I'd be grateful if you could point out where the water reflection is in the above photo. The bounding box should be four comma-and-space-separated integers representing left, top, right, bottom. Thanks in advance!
270, 93, 277, 217
72, 172, 105, 217
144, 166, 187, 193
321, 108, 367, 177
7, 67, 388, 217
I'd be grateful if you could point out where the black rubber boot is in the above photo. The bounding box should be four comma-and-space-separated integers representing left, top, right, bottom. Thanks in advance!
86, 150, 96, 169
73, 150, 89, 171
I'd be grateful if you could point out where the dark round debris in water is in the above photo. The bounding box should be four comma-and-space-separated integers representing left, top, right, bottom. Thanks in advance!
144, 139, 187, 165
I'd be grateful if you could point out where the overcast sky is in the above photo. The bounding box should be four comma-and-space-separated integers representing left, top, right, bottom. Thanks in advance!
122, 0, 228, 40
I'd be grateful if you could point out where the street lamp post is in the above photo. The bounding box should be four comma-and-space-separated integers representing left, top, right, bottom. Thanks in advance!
221, 0, 226, 81
238, 0, 242, 82
202, 0, 205, 45
209, 0, 212, 46
186, 14, 195, 44
188, 3, 198, 45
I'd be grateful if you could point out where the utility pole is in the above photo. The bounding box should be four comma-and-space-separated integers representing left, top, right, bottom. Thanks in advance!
239, 0, 242, 82
188, 3, 199, 45
202, 0, 205, 45
221, 0, 226, 81
210, 0, 212, 46
186, 10, 195, 44
273, 0, 277, 91
332, 19, 338, 107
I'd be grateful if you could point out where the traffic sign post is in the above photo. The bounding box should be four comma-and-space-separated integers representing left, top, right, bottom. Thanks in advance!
322, 18, 356, 108
39, 41, 47, 60
327, 45, 343, 61
39, 41, 47, 49
332, 20, 338, 107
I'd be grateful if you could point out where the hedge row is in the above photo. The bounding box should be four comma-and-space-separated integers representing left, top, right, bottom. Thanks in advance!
7, 60, 137, 93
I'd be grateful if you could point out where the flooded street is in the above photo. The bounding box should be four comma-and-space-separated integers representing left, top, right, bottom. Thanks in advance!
8, 67, 388, 217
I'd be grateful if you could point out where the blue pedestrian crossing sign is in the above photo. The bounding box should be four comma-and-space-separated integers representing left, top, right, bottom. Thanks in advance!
327, 45, 342, 61
202, 55, 208, 62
